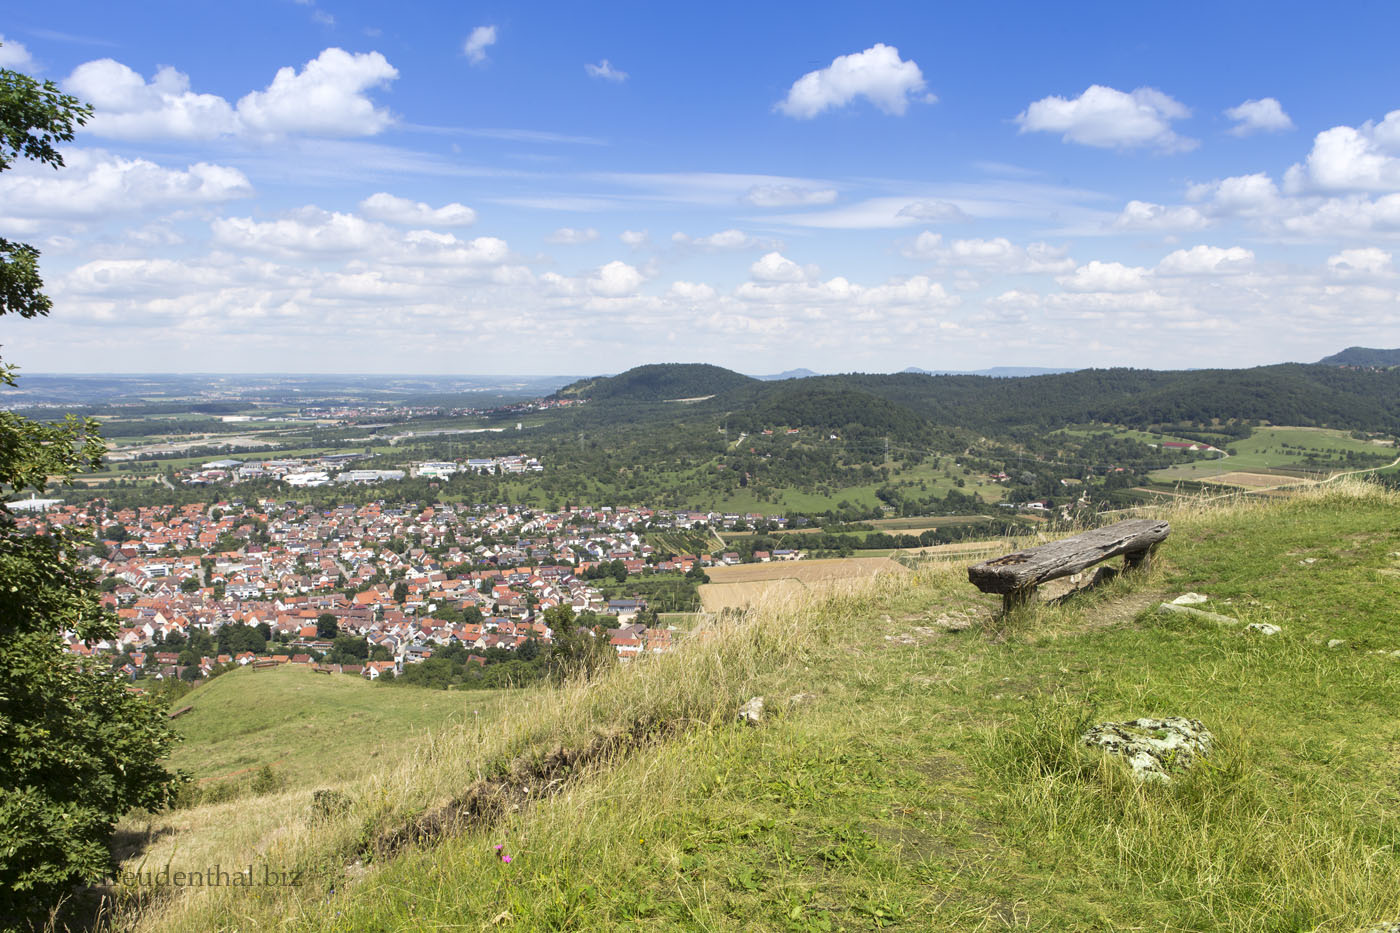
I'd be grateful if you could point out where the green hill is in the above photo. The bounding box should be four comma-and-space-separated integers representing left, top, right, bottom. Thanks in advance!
1318, 346, 1400, 367
555, 363, 758, 402
166, 664, 506, 797
111, 481, 1400, 931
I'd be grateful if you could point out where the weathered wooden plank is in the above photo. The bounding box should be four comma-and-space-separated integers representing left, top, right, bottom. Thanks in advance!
967, 519, 1170, 595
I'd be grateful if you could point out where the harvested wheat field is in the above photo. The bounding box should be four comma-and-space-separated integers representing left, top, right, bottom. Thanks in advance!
699, 556, 907, 611
1202, 470, 1312, 488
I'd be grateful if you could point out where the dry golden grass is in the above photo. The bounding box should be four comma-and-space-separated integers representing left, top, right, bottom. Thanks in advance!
1201, 470, 1311, 488
698, 556, 908, 612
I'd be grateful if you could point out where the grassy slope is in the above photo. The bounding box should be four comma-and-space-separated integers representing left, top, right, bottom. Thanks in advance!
117, 482, 1400, 932
167, 665, 507, 791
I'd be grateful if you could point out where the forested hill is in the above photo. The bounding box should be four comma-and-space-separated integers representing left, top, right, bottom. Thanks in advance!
798, 364, 1400, 434
1318, 347, 1400, 367
554, 363, 758, 401
554, 362, 1400, 438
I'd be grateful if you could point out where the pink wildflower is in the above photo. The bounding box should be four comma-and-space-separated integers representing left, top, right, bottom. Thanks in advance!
502, 855, 512, 864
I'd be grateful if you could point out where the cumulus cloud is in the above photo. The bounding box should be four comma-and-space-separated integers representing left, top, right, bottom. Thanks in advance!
906, 233, 1073, 274
359, 192, 476, 226
744, 184, 838, 207
547, 226, 600, 244
1285, 111, 1400, 193
619, 229, 649, 247
1156, 245, 1254, 275
1057, 260, 1152, 292
0, 35, 35, 69
775, 43, 932, 119
750, 251, 811, 283
1187, 172, 1283, 217
212, 207, 508, 265
1224, 98, 1294, 136
0, 150, 251, 221
1017, 85, 1195, 152
65, 49, 399, 140
1112, 200, 1211, 231
463, 26, 497, 65
588, 260, 643, 296
667, 280, 716, 301
1327, 247, 1393, 276
236, 48, 398, 137
672, 229, 774, 251
584, 59, 627, 82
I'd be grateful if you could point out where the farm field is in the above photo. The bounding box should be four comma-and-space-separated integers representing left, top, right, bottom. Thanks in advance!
1150, 425, 1394, 482
698, 555, 908, 611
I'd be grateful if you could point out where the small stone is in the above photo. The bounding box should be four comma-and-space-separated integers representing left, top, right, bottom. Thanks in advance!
911, 626, 939, 638
737, 696, 764, 725
1172, 592, 1209, 605
883, 633, 917, 646
1327, 639, 1346, 649
1245, 622, 1281, 636
1363, 922, 1400, 933
936, 612, 973, 632
879, 614, 893, 624
1390, 650, 1400, 659
1157, 603, 1237, 625
787, 692, 817, 706
1082, 717, 1213, 782
1299, 558, 1317, 566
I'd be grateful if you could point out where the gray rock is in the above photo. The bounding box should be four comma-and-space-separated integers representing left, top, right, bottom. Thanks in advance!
936, 612, 974, 632
1363, 923, 1400, 933
1245, 622, 1281, 636
884, 633, 917, 646
1082, 717, 1214, 782
1327, 639, 1347, 649
1156, 603, 1237, 625
1172, 592, 1210, 605
787, 692, 817, 706
737, 696, 764, 725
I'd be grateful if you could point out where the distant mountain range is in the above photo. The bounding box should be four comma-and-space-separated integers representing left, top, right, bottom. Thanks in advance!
1317, 347, 1400, 367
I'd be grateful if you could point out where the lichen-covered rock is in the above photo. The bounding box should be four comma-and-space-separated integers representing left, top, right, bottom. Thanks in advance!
936, 612, 973, 632
1082, 717, 1213, 782
1363, 922, 1400, 933
1172, 592, 1209, 605
1245, 622, 1281, 636
737, 696, 765, 725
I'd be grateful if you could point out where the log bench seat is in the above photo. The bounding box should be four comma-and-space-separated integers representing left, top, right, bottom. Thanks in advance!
967, 518, 1170, 613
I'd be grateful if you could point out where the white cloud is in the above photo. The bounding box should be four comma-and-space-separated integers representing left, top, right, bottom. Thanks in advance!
667, 280, 716, 301
1017, 85, 1195, 152
359, 192, 477, 226
584, 60, 627, 82
744, 184, 838, 207
750, 251, 811, 283
1224, 98, 1294, 136
1058, 260, 1152, 292
464, 26, 497, 65
211, 208, 509, 265
588, 260, 643, 296
1112, 200, 1211, 231
65, 49, 399, 140
775, 43, 932, 119
1188, 172, 1283, 217
896, 200, 969, 223
547, 226, 600, 244
65, 60, 239, 139
0, 150, 251, 221
907, 234, 1074, 274
236, 48, 398, 137
619, 229, 649, 247
1285, 111, 1400, 193
0, 35, 35, 69
1327, 247, 1393, 276
672, 229, 774, 251
1156, 245, 1254, 275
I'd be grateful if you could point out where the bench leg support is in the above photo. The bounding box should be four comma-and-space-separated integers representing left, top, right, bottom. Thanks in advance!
1123, 542, 1159, 573
1003, 586, 1038, 615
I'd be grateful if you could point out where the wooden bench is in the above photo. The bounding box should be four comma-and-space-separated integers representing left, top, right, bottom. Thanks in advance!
968, 518, 1170, 613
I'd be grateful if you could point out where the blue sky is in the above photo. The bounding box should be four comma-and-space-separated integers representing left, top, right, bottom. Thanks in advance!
2, 1, 1399, 374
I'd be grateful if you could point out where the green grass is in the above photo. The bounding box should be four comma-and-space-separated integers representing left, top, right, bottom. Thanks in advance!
1152, 425, 1394, 481
167, 665, 506, 792
111, 482, 1400, 932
